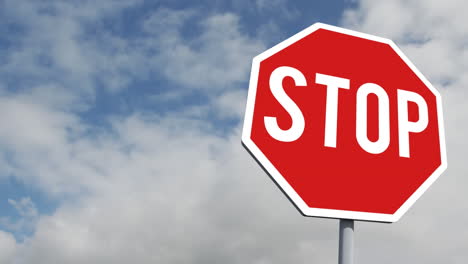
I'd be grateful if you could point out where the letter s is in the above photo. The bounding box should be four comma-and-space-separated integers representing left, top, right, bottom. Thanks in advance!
264, 66, 306, 142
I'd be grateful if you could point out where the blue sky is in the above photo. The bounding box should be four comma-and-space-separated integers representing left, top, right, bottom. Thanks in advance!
0, 0, 467, 263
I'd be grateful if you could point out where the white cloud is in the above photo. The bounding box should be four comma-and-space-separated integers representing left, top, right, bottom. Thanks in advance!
342, 0, 468, 87
0, 91, 124, 197
143, 8, 195, 34
146, 11, 265, 90
0, 0, 146, 96
0, 230, 16, 263
0, 198, 39, 238
8, 198, 38, 220
7, 113, 339, 264
212, 88, 247, 119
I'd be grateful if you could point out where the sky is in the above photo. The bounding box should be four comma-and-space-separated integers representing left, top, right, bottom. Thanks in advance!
0, 0, 466, 263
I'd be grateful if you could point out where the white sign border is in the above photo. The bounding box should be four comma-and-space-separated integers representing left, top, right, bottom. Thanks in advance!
241, 23, 447, 223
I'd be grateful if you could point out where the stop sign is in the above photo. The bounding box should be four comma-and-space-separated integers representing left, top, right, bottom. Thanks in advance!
242, 23, 447, 222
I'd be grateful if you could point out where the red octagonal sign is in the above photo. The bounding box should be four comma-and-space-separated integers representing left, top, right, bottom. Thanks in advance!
242, 23, 447, 222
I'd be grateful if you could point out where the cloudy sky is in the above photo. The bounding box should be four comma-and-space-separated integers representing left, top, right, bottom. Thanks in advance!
0, 0, 466, 263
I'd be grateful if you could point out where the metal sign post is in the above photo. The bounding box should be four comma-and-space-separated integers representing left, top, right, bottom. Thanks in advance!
338, 219, 354, 264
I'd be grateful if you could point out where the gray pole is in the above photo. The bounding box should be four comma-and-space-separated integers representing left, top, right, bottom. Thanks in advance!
338, 219, 354, 264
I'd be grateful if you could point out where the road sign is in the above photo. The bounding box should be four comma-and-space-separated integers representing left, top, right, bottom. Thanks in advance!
242, 23, 447, 223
